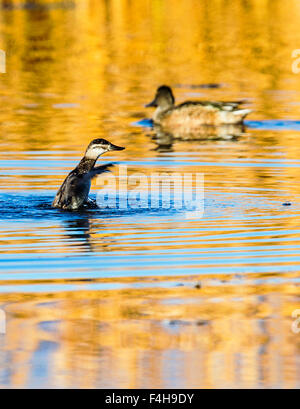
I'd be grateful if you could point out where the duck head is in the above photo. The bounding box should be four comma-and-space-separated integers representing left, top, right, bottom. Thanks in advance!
85, 138, 125, 160
145, 85, 175, 110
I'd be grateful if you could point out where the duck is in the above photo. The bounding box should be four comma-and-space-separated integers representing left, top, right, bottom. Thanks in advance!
52, 138, 124, 210
145, 85, 252, 131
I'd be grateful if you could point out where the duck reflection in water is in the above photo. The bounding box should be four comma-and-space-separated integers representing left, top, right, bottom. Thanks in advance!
150, 123, 246, 151
61, 213, 116, 253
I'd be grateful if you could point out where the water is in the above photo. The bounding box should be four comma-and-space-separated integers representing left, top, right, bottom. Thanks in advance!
0, 0, 299, 389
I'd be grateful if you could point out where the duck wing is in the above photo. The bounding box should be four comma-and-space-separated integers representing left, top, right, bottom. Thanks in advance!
52, 173, 70, 208
176, 100, 246, 112
88, 163, 114, 179
52, 170, 87, 209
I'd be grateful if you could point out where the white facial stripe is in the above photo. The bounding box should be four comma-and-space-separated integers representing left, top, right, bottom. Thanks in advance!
86, 145, 107, 159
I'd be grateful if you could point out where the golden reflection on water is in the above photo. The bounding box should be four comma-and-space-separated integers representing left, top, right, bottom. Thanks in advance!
1, 274, 299, 388
1, 0, 300, 154
0, 0, 300, 388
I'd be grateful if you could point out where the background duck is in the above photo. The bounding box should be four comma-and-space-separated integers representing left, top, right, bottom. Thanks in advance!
145, 85, 252, 131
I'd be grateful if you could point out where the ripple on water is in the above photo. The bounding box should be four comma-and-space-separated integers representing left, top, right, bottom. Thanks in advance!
0, 187, 299, 290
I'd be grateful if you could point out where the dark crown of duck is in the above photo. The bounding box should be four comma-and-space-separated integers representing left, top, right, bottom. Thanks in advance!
145, 85, 175, 109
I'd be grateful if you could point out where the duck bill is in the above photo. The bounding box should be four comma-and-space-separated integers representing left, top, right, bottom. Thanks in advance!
109, 143, 125, 151
145, 99, 157, 108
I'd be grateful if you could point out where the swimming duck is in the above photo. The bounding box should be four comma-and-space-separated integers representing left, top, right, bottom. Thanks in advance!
52, 138, 124, 210
145, 85, 252, 129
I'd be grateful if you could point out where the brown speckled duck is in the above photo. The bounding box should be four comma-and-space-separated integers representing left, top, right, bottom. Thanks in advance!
145, 85, 252, 131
